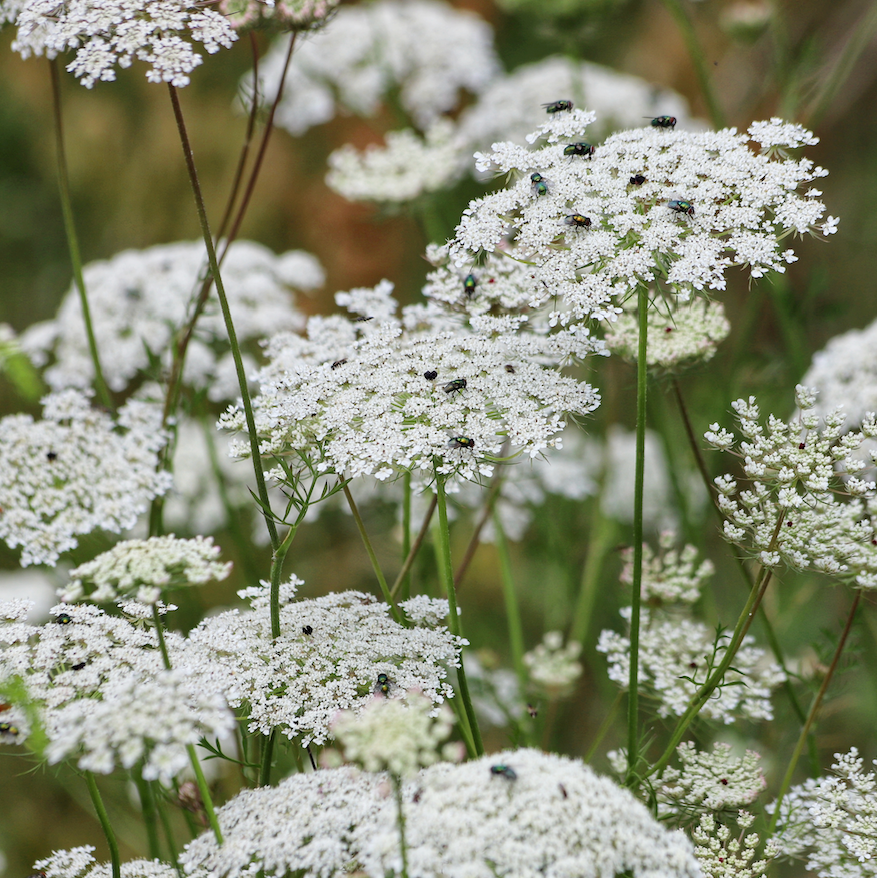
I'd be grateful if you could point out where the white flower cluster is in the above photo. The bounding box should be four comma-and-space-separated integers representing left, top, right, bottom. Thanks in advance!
35, 846, 178, 878
603, 296, 731, 371
9, 0, 237, 88
523, 630, 583, 696
22, 241, 322, 400
598, 539, 784, 723
771, 748, 877, 877
332, 690, 456, 776
181, 749, 701, 878
220, 282, 603, 485
219, 0, 337, 30
706, 386, 877, 586
184, 579, 463, 746
0, 602, 232, 784
252, 0, 499, 135
693, 812, 775, 878
446, 112, 835, 326
61, 535, 232, 605
0, 390, 172, 566
658, 742, 767, 814
619, 531, 716, 605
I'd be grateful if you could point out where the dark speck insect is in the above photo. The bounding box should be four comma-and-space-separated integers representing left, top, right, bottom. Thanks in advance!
331, 359, 347, 369
543, 100, 573, 113
563, 142, 594, 157
46, 450, 58, 461
55, 612, 72, 625
559, 783, 568, 798
490, 764, 517, 781
71, 662, 87, 671
650, 115, 677, 128
526, 703, 538, 718
505, 364, 516, 374
564, 214, 591, 228
448, 436, 475, 449
530, 173, 548, 196
376, 673, 391, 696
0, 721, 19, 736
668, 199, 695, 216
464, 274, 477, 297
424, 370, 438, 381
302, 625, 313, 635
443, 377, 467, 395
353, 316, 373, 323
629, 174, 646, 185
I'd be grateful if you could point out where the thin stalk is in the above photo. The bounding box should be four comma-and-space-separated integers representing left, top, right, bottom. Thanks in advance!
434, 469, 484, 756
569, 508, 616, 648
154, 782, 181, 873
270, 521, 300, 639
492, 509, 527, 688
454, 470, 504, 590
393, 776, 410, 878
390, 494, 437, 600
260, 731, 278, 787
625, 285, 649, 787
658, 0, 726, 128
167, 84, 278, 552
342, 482, 403, 624
84, 772, 121, 878
584, 691, 623, 764
401, 472, 413, 600
185, 743, 223, 843
49, 59, 112, 410
768, 589, 862, 834
134, 773, 161, 859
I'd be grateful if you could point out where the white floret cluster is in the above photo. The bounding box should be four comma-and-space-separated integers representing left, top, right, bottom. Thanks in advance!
0, 390, 172, 566
770, 748, 877, 877
219, 0, 338, 30
706, 386, 877, 586
183, 579, 463, 746
180, 749, 702, 878
9, 0, 237, 87
35, 847, 179, 878
523, 630, 583, 696
620, 532, 716, 605
446, 111, 835, 326
21, 241, 322, 400
61, 535, 232, 605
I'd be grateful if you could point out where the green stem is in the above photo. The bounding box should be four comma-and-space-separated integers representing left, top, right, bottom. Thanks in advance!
154, 782, 181, 873
625, 285, 649, 787
768, 589, 862, 834
49, 59, 112, 410
260, 730, 277, 787
454, 470, 504, 591
401, 472, 412, 601
569, 507, 616, 648
185, 743, 223, 843
584, 691, 623, 764
659, 0, 726, 128
167, 83, 278, 553
342, 482, 403, 624
434, 470, 484, 757
270, 521, 299, 640
492, 509, 526, 688
390, 494, 437, 600
84, 772, 121, 878
134, 773, 161, 859
393, 775, 410, 878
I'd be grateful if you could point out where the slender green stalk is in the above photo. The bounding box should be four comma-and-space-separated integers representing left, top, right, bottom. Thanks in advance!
134, 773, 161, 859
390, 494, 437, 600
401, 472, 413, 600
342, 482, 403, 624
584, 691, 623, 764
166, 83, 278, 553
155, 783, 181, 874
48, 59, 112, 410
260, 730, 277, 787
434, 470, 484, 757
270, 521, 300, 639
658, 0, 726, 128
569, 507, 615, 648
84, 771, 121, 878
625, 285, 649, 787
454, 470, 504, 590
185, 743, 223, 843
768, 589, 862, 834
492, 509, 526, 688
393, 775, 411, 878
152, 603, 173, 671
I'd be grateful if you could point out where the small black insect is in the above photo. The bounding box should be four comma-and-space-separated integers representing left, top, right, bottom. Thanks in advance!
447, 436, 475, 449
526, 703, 538, 718
302, 625, 313, 635
46, 450, 58, 461
71, 662, 87, 671
559, 783, 568, 799
650, 115, 677, 128
668, 199, 695, 216
353, 316, 374, 323
564, 214, 591, 229
490, 764, 517, 781
505, 364, 516, 374
543, 100, 573, 113
629, 174, 646, 185
424, 370, 438, 381
55, 612, 72, 625
530, 172, 548, 196
0, 721, 19, 737
563, 142, 595, 158
376, 672, 391, 696
331, 359, 347, 369
463, 274, 477, 297
443, 377, 467, 395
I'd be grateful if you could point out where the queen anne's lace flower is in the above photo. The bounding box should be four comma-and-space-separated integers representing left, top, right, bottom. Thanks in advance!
21, 241, 322, 399
448, 111, 834, 326
706, 386, 877, 586
0, 391, 172, 566
523, 630, 582, 696
61, 536, 232, 605
35, 847, 178, 878
693, 812, 775, 878
620, 532, 715, 605
183, 579, 463, 746
10, 0, 237, 87
219, 0, 337, 30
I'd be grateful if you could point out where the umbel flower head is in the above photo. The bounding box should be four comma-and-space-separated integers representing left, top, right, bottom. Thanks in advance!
220, 281, 603, 485
0, 390, 172, 566
9, 0, 237, 87
34, 846, 178, 878
706, 386, 877, 585
219, 0, 338, 31
448, 111, 836, 326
